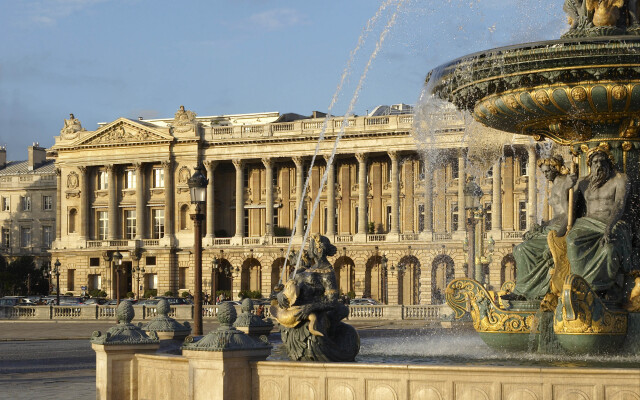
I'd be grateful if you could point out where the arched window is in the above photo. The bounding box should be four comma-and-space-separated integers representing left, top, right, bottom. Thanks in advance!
68, 209, 77, 233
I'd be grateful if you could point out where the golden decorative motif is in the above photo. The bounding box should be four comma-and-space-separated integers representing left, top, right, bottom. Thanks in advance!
612, 85, 627, 100
446, 278, 536, 334
619, 118, 640, 138
547, 230, 570, 296
624, 271, 640, 312
534, 90, 550, 105
554, 274, 627, 335
622, 141, 633, 151
571, 87, 588, 102
486, 103, 499, 115
504, 95, 519, 109
580, 144, 590, 153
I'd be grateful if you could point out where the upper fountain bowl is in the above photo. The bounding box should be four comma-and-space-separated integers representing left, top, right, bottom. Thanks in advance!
426, 37, 640, 145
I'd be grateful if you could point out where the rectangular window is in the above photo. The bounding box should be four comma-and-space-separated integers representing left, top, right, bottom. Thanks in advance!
386, 161, 391, 183
418, 204, 425, 232
146, 256, 156, 266
273, 207, 279, 230
519, 201, 528, 231
179, 267, 188, 289
451, 202, 459, 232
1, 197, 9, 212
90, 257, 100, 267
42, 195, 53, 211
146, 273, 157, 289
244, 209, 249, 236
1, 228, 9, 247
125, 210, 136, 240
451, 161, 459, 179
88, 274, 102, 290
21, 196, 31, 211
520, 156, 529, 176
98, 170, 108, 190
418, 160, 425, 180
355, 206, 359, 234
42, 226, 53, 248
21, 226, 31, 247
153, 168, 164, 188
484, 203, 492, 231
243, 167, 249, 188
67, 269, 75, 291
98, 211, 108, 240
125, 170, 136, 189
152, 209, 165, 239
386, 205, 392, 232
323, 207, 327, 234
273, 167, 278, 187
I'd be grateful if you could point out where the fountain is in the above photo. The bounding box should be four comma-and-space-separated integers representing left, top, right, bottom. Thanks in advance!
422, 0, 640, 354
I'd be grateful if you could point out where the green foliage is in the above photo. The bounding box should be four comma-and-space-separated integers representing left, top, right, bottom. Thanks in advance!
164, 291, 174, 297
273, 225, 290, 237
89, 289, 107, 298
215, 290, 231, 299
347, 291, 356, 299
376, 223, 384, 234
181, 291, 191, 298
237, 290, 263, 299
126, 291, 135, 299
0, 256, 49, 296
143, 289, 157, 298
368, 222, 375, 234
64, 292, 74, 296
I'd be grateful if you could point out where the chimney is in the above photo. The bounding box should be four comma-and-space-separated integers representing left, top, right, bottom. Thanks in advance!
0, 146, 5, 170
28, 142, 46, 171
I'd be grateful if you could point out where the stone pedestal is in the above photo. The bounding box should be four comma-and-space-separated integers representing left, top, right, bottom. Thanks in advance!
92, 343, 160, 400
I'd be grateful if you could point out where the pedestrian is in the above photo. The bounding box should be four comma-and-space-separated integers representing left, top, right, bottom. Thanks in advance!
256, 304, 265, 318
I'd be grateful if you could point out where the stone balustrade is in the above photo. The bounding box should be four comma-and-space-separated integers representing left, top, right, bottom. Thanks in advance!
0, 304, 443, 321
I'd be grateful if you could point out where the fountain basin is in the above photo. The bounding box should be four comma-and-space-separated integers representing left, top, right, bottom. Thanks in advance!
427, 37, 640, 144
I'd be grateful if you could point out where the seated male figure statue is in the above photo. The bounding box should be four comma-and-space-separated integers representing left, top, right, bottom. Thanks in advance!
503, 155, 575, 301
566, 147, 632, 297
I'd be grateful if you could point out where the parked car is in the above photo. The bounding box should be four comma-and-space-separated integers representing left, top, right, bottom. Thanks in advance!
106, 299, 138, 305
82, 298, 108, 305
158, 296, 192, 305
58, 296, 85, 305
349, 298, 380, 306
0, 297, 26, 306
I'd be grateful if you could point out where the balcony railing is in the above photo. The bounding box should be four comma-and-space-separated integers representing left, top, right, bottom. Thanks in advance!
367, 234, 386, 242
335, 234, 354, 243
432, 232, 453, 241
400, 233, 419, 241
502, 231, 524, 240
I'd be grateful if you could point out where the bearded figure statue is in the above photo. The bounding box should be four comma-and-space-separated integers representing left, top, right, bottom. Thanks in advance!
270, 234, 360, 361
566, 148, 632, 298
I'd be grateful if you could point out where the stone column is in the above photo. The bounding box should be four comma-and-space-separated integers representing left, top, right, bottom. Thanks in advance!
293, 156, 305, 238
163, 160, 175, 238
389, 151, 400, 237
457, 153, 466, 234
107, 165, 117, 240
492, 157, 502, 232
205, 161, 218, 239
324, 155, 336, 237
262, 158, 274, 236
233, 159, 245, 243
79, 166, 89, 240
55, 167, 62, 242
135, 163, 145, 240
355, 153, 368, 238
423, 162, 433, 234
527, 145, 538, 227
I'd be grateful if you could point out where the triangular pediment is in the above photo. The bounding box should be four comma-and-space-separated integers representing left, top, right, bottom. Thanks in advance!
74, 118, 174, 146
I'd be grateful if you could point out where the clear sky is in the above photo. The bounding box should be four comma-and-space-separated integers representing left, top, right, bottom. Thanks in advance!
0, 0, 565, 161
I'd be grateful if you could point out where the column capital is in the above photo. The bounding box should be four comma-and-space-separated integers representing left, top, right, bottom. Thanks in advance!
161, 160, 173, 170
55, 167, 62, 176
261, 157, 273, 169
527, 145, 537, 156
105, 164, 114, 173
205, 160, 219, 171
292, 156, 305, 168
388, 151, 399, 161
78, 166, 88, 174
355, 153, 368, 164
134, 162, 144, 172
232, 159, 244, 170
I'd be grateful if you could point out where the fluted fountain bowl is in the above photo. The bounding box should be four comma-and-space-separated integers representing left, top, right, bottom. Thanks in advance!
426, 37, 640, 145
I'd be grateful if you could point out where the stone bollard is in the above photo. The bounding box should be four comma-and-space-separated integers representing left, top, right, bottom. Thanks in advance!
91, 300, 160, 400
143, 298, 191, 353
182, 302, 272, 400
233, 298, 274, 337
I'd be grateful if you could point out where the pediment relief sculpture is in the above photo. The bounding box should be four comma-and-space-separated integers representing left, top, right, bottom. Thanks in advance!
83, 123, 168, 145
173, 105, 198, 133
60, 113, 86, 140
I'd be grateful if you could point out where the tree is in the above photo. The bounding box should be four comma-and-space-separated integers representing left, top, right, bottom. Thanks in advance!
0, 256, 49, 296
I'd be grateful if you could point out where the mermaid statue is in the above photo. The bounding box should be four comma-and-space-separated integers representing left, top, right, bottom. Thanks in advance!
269, 234, 360, 362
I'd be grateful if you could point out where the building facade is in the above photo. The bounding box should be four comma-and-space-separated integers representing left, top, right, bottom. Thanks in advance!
0, 145, 57, 267
48, 106, 545, 304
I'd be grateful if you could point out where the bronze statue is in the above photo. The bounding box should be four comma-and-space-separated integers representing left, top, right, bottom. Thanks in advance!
270, 234, 360, 361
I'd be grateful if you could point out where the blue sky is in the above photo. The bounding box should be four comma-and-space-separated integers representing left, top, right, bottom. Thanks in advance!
0, 0, 565, 161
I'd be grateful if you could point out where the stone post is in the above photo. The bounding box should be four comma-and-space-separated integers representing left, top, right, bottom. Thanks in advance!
293, 156, 305, 239
262, 158, 274, 237
491, 157, 502, 234
527, 145, 538, 228
163, 160, 175, 240
388, 151, 400, 239
420, 161, 433, 241
79, 166, 89, 241
182, 303, 271, 400
355, 153, 368, 240
55, 167, 62, 243
324, 155, 336, 237
135, 162, 145, 240
205, 161, 218, 241
107, 165, 117, 240
232, 159, 244, 245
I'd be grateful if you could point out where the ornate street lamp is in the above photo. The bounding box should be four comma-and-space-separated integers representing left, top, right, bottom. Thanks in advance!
381, 254, 388, 304
189, 163, 208, 336
113, 249, 123, 305
134, 265, 146, 300
53, 259, 61, 305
